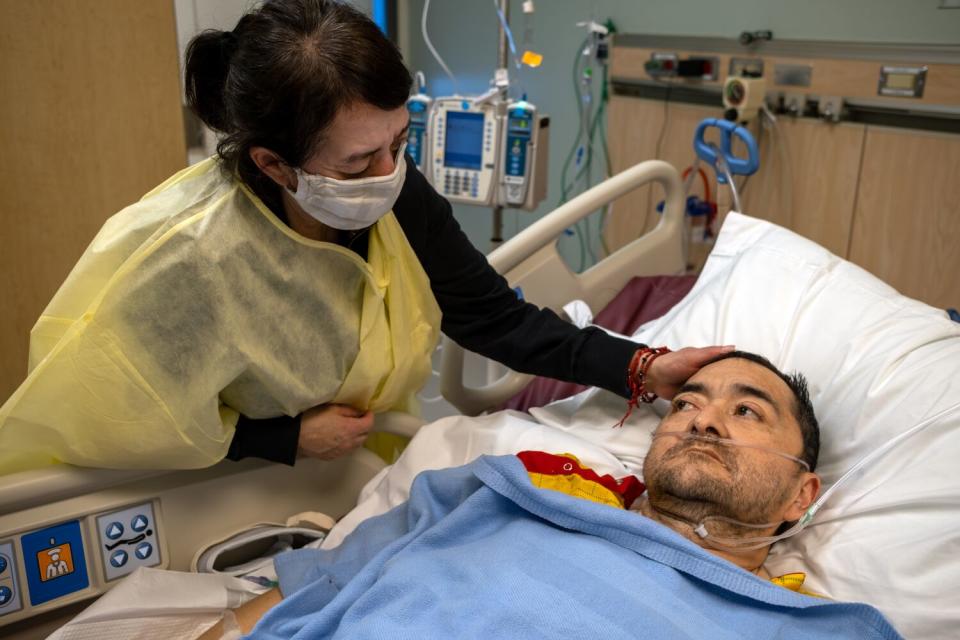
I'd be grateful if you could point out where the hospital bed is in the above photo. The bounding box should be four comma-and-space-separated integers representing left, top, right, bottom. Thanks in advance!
10, 157, 960, 638
0, 160, 687, 639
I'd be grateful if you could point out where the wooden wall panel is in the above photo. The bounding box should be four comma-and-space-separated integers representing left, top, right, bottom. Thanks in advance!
605, 95, 722, 255
604, 95, 864, 267
741, 119, 865, 258
849, 128, 960, 309
605, 95, 666, 251
0, 0, 187, 402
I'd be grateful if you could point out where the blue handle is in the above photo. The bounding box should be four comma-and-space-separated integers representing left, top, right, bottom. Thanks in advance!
693, 118, 759, 184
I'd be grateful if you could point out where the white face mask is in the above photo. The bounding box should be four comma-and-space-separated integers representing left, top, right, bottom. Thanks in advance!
290, 143, 407, 231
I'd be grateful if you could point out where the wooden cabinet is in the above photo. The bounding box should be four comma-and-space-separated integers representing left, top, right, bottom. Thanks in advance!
849, 128, 960, 310
0, 1, 187, 402
740, 117, 865, 258
605, 94, 960, 309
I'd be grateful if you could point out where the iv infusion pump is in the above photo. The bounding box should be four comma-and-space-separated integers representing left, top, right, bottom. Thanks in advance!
500, 100, 547, 208
408, 95, 548, 210
405, 92, 431, 173
430, 97, 500, 205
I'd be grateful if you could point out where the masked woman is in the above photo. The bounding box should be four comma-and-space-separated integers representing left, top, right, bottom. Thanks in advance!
0, 0, 728, 474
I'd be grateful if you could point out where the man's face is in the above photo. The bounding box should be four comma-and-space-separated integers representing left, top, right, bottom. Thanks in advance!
643, 358, 812, 527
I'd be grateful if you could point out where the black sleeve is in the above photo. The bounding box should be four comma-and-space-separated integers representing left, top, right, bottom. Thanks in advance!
393, 157, 642, 399
226, 413, 301, 466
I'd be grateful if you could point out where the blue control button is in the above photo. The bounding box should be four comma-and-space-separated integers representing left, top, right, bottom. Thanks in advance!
0, 586, 11, 606
105, 523, 124, 540
21, 520, 89, 606
130, 515, 149, 532
109, 550, 128, 568
135, 542, 153, 560
0, 555, 7, 575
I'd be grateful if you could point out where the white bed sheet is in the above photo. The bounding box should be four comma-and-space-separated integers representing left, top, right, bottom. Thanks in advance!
323, 393, 660, 549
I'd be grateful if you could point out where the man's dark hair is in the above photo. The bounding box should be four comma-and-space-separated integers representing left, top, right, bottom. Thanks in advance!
184, 0, 411, 213
706, 350, 820, 472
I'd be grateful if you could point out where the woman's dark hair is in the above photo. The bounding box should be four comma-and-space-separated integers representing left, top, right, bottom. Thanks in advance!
184, 0, 412, 211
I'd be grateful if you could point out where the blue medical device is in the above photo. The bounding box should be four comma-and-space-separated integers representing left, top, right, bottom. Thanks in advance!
406, 93, 432, 173
423, 95, 547, 209
693, 118, 759, 184
500, 100, 538, 207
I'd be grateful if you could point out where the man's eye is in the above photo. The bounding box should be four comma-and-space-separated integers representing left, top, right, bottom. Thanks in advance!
673, 399, 694, 412
735, 404, 759, 419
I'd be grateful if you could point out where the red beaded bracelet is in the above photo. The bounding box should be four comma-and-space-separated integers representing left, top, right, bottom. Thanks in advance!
615, 346, 671, 428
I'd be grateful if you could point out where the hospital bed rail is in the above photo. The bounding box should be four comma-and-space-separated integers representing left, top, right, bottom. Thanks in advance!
0, 413, 416, 637
441, 160, 686, 416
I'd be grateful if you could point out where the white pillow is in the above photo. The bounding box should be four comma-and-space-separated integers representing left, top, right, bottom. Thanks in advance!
629, 212, 960, 639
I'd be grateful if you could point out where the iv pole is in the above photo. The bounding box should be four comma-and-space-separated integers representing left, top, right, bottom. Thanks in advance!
491, 0, 509, 250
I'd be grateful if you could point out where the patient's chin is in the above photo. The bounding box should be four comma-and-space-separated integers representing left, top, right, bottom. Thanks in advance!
647, 464, 736, 517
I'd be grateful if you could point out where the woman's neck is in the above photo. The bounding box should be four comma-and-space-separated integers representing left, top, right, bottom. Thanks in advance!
280, 189, 342, 243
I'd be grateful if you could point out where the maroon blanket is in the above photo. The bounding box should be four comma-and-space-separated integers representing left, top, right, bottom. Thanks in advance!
500, 275, 697, 412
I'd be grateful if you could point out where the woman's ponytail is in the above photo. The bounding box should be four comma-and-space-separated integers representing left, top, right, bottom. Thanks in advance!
184, 30, 236, 133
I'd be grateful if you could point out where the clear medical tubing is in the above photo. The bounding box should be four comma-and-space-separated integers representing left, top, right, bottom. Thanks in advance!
653, 431, 810, 470
421, 0, 458, 94
492, 0, 521, 72
652, 401, 960, 551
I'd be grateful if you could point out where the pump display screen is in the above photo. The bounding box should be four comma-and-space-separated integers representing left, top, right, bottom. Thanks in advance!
444, 111, 484, 170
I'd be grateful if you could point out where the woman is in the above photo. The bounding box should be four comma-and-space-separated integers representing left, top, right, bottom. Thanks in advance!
0, 0, 728, 474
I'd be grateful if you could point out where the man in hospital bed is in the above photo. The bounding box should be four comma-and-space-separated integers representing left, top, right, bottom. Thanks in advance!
200, 351, 901, 639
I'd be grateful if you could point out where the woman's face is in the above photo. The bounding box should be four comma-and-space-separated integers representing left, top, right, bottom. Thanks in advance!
300, 102, 410, 181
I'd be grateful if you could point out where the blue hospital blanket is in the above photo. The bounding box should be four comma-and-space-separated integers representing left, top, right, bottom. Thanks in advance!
251, 455, 901, 639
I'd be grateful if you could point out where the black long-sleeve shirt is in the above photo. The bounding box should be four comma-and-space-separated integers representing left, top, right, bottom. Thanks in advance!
227, 157, 641, 464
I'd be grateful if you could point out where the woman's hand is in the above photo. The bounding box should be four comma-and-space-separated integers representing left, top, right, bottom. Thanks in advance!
297, 404, 374, 460
644, 345, 735, 400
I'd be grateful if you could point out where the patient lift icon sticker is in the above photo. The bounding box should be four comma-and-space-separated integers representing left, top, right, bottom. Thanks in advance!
38, 541, 75, 582
21, 520, 89, 606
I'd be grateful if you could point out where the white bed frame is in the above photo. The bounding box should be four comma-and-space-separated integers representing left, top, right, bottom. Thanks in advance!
442, 159, 685, 415
0, 159, 683, 638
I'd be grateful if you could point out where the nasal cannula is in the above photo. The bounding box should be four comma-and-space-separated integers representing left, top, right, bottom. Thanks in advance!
649, 400, 960, 552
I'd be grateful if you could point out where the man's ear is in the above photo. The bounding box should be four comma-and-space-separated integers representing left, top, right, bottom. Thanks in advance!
250, 146, 296, 190
782, 473, 821, 523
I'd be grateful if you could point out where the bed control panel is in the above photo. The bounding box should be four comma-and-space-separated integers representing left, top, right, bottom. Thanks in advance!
0, 499, 165, 627
95, 502, 162, 581
0, 541, 23, 616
